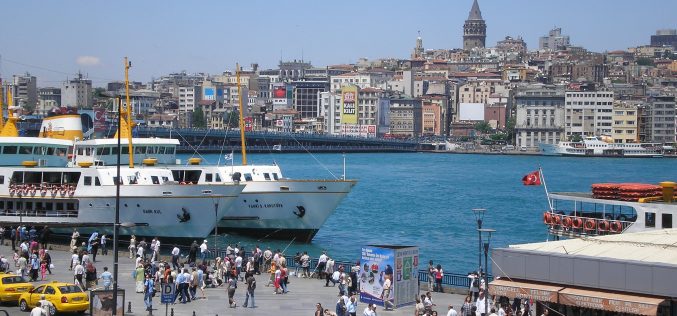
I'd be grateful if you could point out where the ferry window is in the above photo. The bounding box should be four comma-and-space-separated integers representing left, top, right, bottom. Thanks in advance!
34, 146, 45, 155
662, 214, 673, 229
151, 176, 159, 184
25, 202, 32, 210
162, 176, 169, 183
45, 202, 53, 210
95, 177, 101, 186
113, 177, 122, 185
67, 203, 75, 211
63, 172, 81, 184
272, 173, 279, 180
102, 147, 111, 155
263, 173, 271, 180
36, 202, 43, 210
56, 148, 67, 156
215, 174, 222, 182
47, 147, 55, 155
111, 147, 119, 155
167, 147, 175, 154
127, 176, 138, 184
16, 201, 23, 210
85, 148, 92, 155
244, 173, 253, 181
44, 172, 61, 184
2, 146, 17, 154
205, 174, 213, 182
0, 201, 3, 209
147, 147, 156, 155
78, 148, 84, 155
0, 176, 4, 184
135, 146, 146, 154
645, 212, 656, 227
19, 146, 32, 154
25, 172, 41, 184
6, 201, 13, 210
96, 148, 104, 155
122, 147, 129, 155
56, 203, 64, 211
84, 177, 92, 186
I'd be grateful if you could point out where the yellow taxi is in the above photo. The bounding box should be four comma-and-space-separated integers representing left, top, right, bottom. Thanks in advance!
0, 273, 34, 303
19, 281, 89, 314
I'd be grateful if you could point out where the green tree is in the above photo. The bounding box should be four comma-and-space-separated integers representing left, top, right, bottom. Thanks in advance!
505, 117, 516, 144
474, 121, 493, 134
636, 57, 654, 66
224, 110, 240, 128
192, 107, 206, 128
569, 134, 583, 142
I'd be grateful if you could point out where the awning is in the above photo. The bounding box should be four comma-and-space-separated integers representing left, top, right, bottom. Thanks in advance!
559, 287, 666, 316
488, 279, 562, 303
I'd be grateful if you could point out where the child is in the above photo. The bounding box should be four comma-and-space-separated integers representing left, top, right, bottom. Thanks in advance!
40, 260, 47, 280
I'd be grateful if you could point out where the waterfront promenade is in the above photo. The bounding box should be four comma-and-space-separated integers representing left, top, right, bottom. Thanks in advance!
0, 243, 467, 315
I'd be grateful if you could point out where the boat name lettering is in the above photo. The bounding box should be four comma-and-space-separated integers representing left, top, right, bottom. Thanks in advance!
248, 203, 283, 209
143, 209, 162, 214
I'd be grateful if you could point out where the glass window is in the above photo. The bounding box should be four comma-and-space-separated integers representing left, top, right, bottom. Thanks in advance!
662, 213, 673, 229
263, 173, 271, 180
67, 203, 76, 211
47, 147, 55, 155
151, 176, 159, 184
272, 173, 279, 180
121, 147, 129, 155
645, 212, 656, 227
215, 174, 222, 182
44, 286, 56, 295
0, 176, 3, 184
244, 173, 253, 181
84, 177, 92, 186
19, 146, 32, 154
6, 201, 13, 210
58, 285, 84, 294
95, 177, 101, 186
56, 203, 64, 211
205, 174, 213, 182
2, 146, 17, 154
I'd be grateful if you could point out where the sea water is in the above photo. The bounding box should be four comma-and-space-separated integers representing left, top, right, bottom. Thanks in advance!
182, 152, 676, 274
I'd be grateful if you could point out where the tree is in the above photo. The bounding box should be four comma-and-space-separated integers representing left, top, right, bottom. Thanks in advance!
192, 107, 206, 128
474, 121, 493, 134
569, 134, 583, 142
505, 117, 516, 144
224, 110, 240, 128
636, 57, 654, 66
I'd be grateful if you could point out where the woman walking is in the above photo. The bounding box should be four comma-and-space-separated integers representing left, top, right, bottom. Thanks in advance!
227, 275, 237, 308
128, 235, 137, 259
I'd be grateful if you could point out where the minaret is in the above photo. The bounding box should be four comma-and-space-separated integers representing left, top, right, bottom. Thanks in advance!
463, 0, 487, 50
412, 31, 424, 59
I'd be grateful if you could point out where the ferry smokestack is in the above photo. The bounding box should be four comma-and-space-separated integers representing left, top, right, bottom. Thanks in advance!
660, 181, 676, 203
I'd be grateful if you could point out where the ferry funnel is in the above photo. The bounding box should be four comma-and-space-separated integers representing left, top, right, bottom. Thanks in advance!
660, 181, 676, 203
38, 108, 84, 141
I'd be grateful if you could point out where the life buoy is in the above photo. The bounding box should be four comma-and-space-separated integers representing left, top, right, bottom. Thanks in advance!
572, 217, 583, 229
29, 185, 36, 195
59, 185, 67, 196
9, 188, 15, 195
41, 188, 47, 195
543, 212, 552, 224
552, 215, 562, 226
22, 185, 29, 196
562, 217, 573, 228
598, 221, 610, 232
68, 187, 75, 196
610, 221, 623, 233
584, 219, 597, 231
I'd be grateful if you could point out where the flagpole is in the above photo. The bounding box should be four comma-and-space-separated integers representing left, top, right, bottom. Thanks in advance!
539, 167, 554, 212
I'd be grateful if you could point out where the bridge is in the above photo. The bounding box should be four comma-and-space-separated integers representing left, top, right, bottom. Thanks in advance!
127, 127, 420, 153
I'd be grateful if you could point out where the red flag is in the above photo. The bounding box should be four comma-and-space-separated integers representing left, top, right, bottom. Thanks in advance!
522, 170, 541, 186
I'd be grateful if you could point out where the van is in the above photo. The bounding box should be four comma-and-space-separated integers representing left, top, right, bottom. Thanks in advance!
502, 145, 515, 151
520, 146, 528, 152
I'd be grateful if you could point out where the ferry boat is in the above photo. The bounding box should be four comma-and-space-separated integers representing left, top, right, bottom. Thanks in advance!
538, 137, 663, 157
543, 181, 677, 239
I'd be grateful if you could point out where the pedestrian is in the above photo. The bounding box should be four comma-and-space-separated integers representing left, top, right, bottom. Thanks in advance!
180, 268, 191, 303
315, 303, 324, 316
90, 236, 99, 262
39, 227, 50, 250
0, 226, 5, 247
144, 274, 154, 312
30, 252, 40, 281
138, 238, 147, 261
38, 294, 54, 316
188, 241, 198, 264
476, 291, 488, 316
325, 258, 336, 286
128, 235, 136, 259
43, 250, 52, 275
363, 303, 376, 316
263, 247, 272, 271
435, 264, 444, 292
381, 275, 393, 311
300, 251, 310, 277
280, 262, 288, 294
425, 291, 437, 314
346, 295, 358, 316
70, 229, 79, 251
189, 267, 199, 300
227, 274, 237, 308
101, 267, 113, 290
243, 271, 256, 308
40, 259, 47, 281
273, 265, 281, 294
100, 234, 107, 256
336, 295, 347, 316
448, 305, 458, 316
73, 261, 84, 289
85, 262, 98, 290
235, 252, 243, 280
134, 264, 145, 293
461, 296, 474, 316
428, 260, 436, 292
200, 240, 208, 263
171, 246, 181, 270
30, 302, 46, 316
317, 251, 328, 279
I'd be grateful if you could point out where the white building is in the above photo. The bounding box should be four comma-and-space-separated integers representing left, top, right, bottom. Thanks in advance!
330, 73, 375, 92
514, 85, 566, 149
61, 74, 93, 108
178, 86, 200, 113
564, 90, 614, 138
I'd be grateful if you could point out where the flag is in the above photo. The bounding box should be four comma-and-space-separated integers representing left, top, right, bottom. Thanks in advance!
522, 170, 541, 186
224, 153, 233, 161
272, 144, 282, 151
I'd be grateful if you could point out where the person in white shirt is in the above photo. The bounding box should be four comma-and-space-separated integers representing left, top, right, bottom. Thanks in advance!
235, 254, 243, 280
38, 295, 54, 316
137, 245, 144, 259
498, 304, 506, 316
70, 252, 79, 271
317, 251, 328, 279
475, 291, 488, 316
200, 240, 208, 262
30, 302, 46, 316
153, 239, 161, 262
381, 276, 393, 310
171, 246, 181, 270
363, 303, 376, 316
447, 305, 458, 316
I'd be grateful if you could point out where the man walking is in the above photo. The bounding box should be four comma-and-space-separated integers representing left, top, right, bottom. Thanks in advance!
188, 241, 198, 264
144, 274, 154, 312
243, 271, 256, 308
381, 275, 393, 311
200, 240, 208, 263
171, 246, 181, 270
100, 267, 113, 290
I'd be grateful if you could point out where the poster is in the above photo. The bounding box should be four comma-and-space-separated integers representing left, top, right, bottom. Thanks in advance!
359, 246, 395, 307
90, 289, 125, 316
394, 247, 419, 307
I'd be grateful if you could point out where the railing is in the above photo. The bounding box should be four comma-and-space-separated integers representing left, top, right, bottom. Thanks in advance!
0, 209, 79, 218
545, 212, 634, 237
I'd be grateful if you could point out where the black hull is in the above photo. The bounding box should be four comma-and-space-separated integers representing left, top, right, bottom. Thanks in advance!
217, 227, 319, 243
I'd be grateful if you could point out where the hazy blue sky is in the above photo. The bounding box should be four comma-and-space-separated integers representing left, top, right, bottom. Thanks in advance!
0, 0, 675, 86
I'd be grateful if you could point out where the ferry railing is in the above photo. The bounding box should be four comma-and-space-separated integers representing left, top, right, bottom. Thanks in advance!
546, 213, 634, 237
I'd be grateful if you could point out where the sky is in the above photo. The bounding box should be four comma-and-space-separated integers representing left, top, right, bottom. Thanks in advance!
0, 0, 675, 87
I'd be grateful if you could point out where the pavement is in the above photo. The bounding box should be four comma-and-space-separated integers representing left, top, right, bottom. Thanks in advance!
0, 242, 467, 315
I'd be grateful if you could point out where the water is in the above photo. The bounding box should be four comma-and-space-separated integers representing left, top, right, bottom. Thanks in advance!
180, 152, 676, 274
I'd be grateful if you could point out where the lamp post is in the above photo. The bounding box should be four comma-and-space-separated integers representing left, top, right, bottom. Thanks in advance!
112, 95, 121, 316
471, 208, 486, 273
478, 228, 496, 316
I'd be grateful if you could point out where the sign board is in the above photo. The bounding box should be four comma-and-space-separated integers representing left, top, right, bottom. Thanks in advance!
161, 283, 175, 304
340, 86, 358, 124
90, 289, 125, 316
360, 245, 418, 308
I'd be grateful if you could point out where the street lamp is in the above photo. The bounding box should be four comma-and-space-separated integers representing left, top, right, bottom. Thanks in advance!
471, 208, 486, 273
478, 228, 496, 316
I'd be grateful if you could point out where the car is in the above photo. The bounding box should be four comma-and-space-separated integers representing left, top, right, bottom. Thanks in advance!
502, 145, 516, 151
19, 281, 89, 314
0, 273, 34, 304
520, 146, 528, 152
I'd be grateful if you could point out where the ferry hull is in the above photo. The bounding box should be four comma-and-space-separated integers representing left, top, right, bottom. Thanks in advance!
217, 180, 355, 242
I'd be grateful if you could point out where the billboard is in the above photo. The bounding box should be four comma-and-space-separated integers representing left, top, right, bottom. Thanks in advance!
341, 86, 358, 124
244, 117, 253, 132
204, 87, 215, 100
360, 245, 418, 308
377, 99, 390, 136
272, 84, 288, 107
459, 103, 485, 121
341, 124, 377, 138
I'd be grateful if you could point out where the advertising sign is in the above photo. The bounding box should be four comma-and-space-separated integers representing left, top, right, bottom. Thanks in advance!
204, 87, 215, 100
341, 86, 358, 124
393, 247, 419, 307
377, 99, 390, 136
244, 117, 253, 132
360, 245, 418, 308
90, 289, 125, 316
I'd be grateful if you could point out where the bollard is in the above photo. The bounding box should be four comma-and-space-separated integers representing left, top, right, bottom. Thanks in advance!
192, 312, 196, 316
170, 308, 174, 316
128, 302, 132, 313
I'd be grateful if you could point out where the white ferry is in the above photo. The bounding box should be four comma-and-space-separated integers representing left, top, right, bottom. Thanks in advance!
543, 182, 676, 239
538, 137, 663, 157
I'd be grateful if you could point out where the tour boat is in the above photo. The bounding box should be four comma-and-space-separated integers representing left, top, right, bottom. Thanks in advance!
538, 137, 663, 157
543, 181, 677, 239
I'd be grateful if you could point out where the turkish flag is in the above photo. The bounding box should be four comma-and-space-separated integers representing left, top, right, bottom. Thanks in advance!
522, 170, 541, 186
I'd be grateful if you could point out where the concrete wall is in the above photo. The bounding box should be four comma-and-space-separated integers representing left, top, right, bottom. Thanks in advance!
492, 248, 677, 298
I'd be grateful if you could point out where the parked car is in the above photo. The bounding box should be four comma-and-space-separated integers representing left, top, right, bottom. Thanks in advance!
0, 274, 34, 304
520, 146, 528, 152
19, 281, 89, 314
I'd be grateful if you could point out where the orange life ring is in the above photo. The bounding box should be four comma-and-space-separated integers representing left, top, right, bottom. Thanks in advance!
68, 188, 75, 196
562, 217, 573, 228
610, 221, 622, 233
543, 212, 552, 224
9, 189, 15, 195
598, 221, 610, 231
584, 219, 597, 231
552, 215, 562, 225
572, 217, 583, 229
